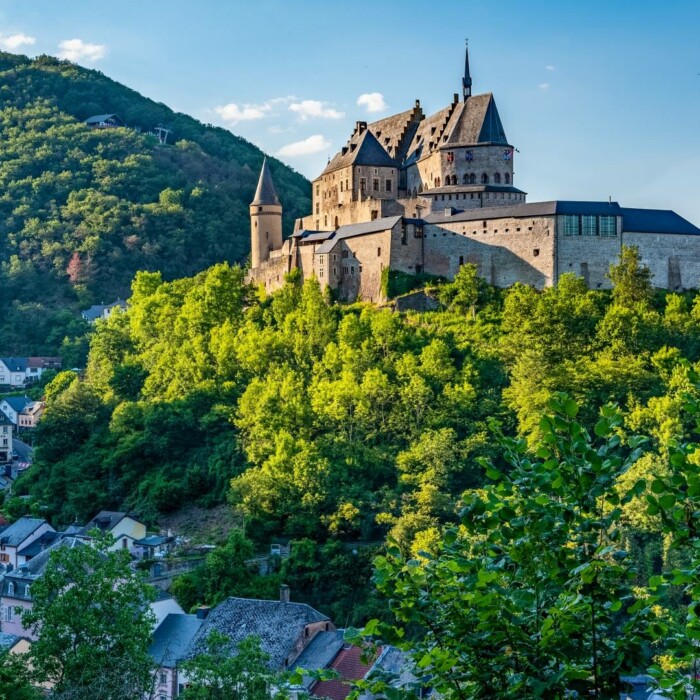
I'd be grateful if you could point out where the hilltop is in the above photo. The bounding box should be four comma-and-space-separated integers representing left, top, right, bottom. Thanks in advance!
0, 51, 310, 359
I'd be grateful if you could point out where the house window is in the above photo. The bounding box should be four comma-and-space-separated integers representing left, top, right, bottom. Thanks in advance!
599, 216, 617, 237
373, 179, 379, 191
319, 269, 324, 278
359, 178, 366, 191
386, 179, 392, 192
333, 267, 337, 275
340, 181, 344, 192
7, 582, 14, 596
122, 538, 127, 549
563, 215, 580, 236
3, 606, 12, 622
582, 215, 597, 236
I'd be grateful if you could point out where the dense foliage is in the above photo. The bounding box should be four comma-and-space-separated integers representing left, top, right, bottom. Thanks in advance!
0, 51, 310, 356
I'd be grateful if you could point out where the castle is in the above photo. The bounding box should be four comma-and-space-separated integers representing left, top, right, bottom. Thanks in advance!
248, 46, 700, 301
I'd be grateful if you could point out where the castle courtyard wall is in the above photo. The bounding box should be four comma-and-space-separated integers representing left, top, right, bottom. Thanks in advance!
624, 232, 700, 290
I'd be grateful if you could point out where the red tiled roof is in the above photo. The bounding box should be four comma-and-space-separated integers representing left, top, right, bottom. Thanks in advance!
310, 645, 380, 700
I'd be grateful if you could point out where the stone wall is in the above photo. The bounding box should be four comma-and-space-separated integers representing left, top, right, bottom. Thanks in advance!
248, 254, 291, 293
624, 232, 700, 290
424, 215, 556, 288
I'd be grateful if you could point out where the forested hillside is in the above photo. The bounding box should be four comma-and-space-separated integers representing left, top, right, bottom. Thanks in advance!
0, 52, 310, 357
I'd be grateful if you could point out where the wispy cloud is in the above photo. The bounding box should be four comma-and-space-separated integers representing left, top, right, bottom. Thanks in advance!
545, 65, 556, 71
278, 134, 330, 157
289, 99, 344, 121
538, 83, 550, 91
0, 33, 36, 51
57, 38, 106, 62
215, 102, 272, 123
357, 92, 387, 113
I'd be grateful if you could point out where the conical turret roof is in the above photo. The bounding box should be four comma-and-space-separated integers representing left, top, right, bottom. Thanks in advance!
251, 157, 280, 206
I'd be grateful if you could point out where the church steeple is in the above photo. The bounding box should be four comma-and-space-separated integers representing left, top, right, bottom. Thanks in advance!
462, 41, 472, 101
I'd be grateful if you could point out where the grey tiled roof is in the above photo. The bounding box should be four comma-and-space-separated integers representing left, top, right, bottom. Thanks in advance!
322, 128, 397, 176
17, 530, 61, 558
293, 630, 344, 688
84, 114, 122, 125
0, 357, 27, 372
1, 396, 32, 413
621, 208, 700, 236
444, 93, 509, 146
188, 597, 329, 670
134, 535, 170, 547
0, 518, 47, 548
0, 633, 20, 651
251, 158, 280, 206
79, 510, 139, 535
149, 613, 204, 668
315, 216, 402, 255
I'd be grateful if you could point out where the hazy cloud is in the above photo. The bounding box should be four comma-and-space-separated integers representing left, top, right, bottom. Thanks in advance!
58, 38, 106, 62
278, 134, 330, 157
289, 99, 344, 120
0, 33, 36, 51
215, 102, 272, 123
538, 83, 550, 90
545, 65, 556, 71
357, 92, 387, 113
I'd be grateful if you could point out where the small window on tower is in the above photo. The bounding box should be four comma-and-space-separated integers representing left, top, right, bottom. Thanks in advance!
377, 247, 381, 257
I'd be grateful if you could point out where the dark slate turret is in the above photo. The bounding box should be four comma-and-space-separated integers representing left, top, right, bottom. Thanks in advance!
462, 41, 472, 101
251, 157, 280, 206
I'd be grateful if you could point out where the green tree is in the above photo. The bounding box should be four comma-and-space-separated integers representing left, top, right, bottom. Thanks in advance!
180, 632, 283, 700
0, 651, 40, 700
22, 535, 156, 699
608, 244, 654, 307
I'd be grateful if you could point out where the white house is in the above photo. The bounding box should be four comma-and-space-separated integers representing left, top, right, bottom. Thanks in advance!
78, 511, 147, 552
0, 358, 61, 388
0, 396, 33, 426
0, 518, 55, 571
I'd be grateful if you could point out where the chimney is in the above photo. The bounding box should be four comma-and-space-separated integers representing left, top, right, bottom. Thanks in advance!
196, 606, 210, 620
355, 121, 367, 134
453, 93, 459, 104
280, 584, 291, 604
415, 99, 420, 108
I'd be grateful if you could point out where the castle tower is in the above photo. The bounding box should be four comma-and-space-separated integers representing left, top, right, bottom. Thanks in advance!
250, 157, 282, 269
462, 41, 472, 101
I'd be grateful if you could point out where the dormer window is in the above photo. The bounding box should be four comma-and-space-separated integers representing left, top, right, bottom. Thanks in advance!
7, 582, 14, 596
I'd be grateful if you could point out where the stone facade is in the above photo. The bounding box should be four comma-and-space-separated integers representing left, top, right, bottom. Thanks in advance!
247, 48, 700, 301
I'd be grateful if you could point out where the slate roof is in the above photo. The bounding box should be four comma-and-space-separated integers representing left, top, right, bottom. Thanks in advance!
16, 530, 61, 559
0, 413, 11, 427
188, 597, 329, 670
294, 630, 345, 688
0, 518, 47, 548
134, 535, 170, 547
84, 114, 124, 126
27, 357, 61, 369
368, 105, 422, 161
621, 208, 700, 236
428, 184, 526, 195
80, 511, 140, 535
0, 357, 27, 373
403, 103, 456, 166
292, 230, 335, 242
314, 216, 402, 255
251, 158, 280, 206
1, 396, 33, 413
310, 644, 379, 700
322, 128, 397, 176
149, 613, 204, 668
444, 93, 509, 146
80, 300, 127, 322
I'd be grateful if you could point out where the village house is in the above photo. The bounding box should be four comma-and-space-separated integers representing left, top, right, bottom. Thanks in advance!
0, 396, 33, 426
80, 299, 127, 324
0, 413, 11, 464
0, 357, 61, 388
78, 510, 147, 552
84, 113, 126, 129
18, 401, 45, 429
135, 534, 174, 560
0, 517, 55, 571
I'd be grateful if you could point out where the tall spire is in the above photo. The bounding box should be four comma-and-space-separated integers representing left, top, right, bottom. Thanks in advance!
251, 157, 280, 206
462, 40, 472, 101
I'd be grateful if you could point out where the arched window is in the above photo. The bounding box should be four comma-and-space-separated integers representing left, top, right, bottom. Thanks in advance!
7, 582, 14, 596
452, 175, 458, 185
505, 173, 510, 184
494, 173, 501, 184
334, 216, 339, 228
481, 173, 489, 184
418, 183, 423, 193
469, 173, 476, 184
435, 177, 441, 187
462, 174, 469, 184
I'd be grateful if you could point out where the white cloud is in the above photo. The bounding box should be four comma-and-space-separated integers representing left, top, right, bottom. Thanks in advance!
289, 100, 344, 121
0, 33, 36, 51
538, 83, 550, 90
357, 92, 387, 113
57, 38, 106, 62
277, 134, 330, 157
545, 65, 556, 71
215, 102, 272, 123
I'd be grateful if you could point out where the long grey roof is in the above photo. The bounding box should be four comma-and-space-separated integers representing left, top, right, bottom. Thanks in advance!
425, 200, 622, 224
188, 597, 329, 670
17, 530, 61, 558
149, 613, 204, 668
293, 630, 344, 688
315, 216, 402, 255
621, 208, 700, 236
322, 128, 397, 176
0, 518, 48, 548
251, 158, 280, 206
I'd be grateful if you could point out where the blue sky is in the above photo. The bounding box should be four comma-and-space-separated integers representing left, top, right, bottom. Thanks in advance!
1, 0, 699, 221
